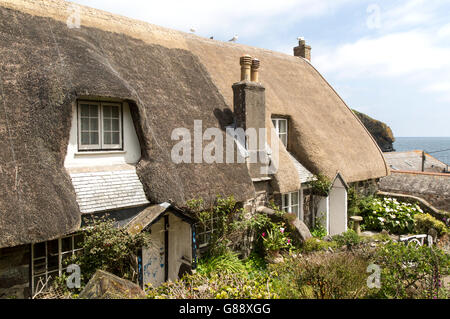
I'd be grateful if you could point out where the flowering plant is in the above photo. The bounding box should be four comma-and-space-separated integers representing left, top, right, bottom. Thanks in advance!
361, 197, 422, 234
262, 222, 292, 252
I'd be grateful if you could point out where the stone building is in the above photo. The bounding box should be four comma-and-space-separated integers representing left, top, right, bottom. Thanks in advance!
0, 0, 388, 298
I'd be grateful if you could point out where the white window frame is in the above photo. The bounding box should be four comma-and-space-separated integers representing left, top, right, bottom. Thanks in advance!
77, 101, 123, 151
282, 191, 300, 219
31, 234, 83, 295
272, 118, 288, 147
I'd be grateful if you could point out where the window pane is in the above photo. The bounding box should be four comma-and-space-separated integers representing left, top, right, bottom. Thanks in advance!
281, 134, 287, 147
90, 132, 99, 145
112, 132, 120, 145
33, 242, 46, 258
112, 118, 119, 131
291, 192, 299, 206
103, 105, 111, 118
104, 119, 111, 131
33, 261, 46, 275
111, 106, 119, 118
47, 255, 58, 272
292, 205, 299, 214
61, 237, 72, 253
282, 194, 289, 208
81, 132, 89, 145
90, 118, 98, 131
81, 118, 89, 131
104, 132, 111, 145
80, 104, 90, 117
89, 105, 98, 117
279, 120, 287, 133
47, 239, 58, 255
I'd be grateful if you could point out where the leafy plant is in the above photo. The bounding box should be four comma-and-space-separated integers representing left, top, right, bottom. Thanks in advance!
373, 242, 450, 299
332, 229, 361, 248
187, 196, 253, 256
197, 250, 246, 275
146, 269, 278, 299
262, 222, 292, 252
414, 213, 448, 237
361, 197, 422, 234
65, 216, 151, 288
270, 252, 372, 299
300, 238, 338, 254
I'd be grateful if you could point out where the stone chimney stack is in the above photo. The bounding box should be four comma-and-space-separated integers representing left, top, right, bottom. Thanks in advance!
233, 55, 267, 180
294, 38, 311, 61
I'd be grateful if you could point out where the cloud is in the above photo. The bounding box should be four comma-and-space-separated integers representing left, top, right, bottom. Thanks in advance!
315, 31, 450, 78
70, 0, 354, 39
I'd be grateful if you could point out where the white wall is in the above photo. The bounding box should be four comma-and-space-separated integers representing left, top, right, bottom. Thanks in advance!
168, 214, 192, 282
64, 101, 142, 168
316, 196, 329, 234
329, 177, 348, 236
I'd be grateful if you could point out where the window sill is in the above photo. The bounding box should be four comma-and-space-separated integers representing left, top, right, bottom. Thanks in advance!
74, 150, 126, 156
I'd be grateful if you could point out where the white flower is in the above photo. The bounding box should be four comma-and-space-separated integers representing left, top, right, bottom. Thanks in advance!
378, 217, 385, 222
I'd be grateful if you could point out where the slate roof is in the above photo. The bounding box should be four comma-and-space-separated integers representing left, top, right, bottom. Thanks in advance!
383, 151, 448, 173
288, 153, 315, 184
70, 167, 150, 214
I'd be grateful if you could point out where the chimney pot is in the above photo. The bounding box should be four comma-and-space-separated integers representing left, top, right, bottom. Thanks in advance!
240, 54, 252, 81
251, 58, 260, 83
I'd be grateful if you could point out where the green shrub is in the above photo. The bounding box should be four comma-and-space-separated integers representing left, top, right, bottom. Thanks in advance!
300, 238, 338, 253
270, 252, 371, 299
197, 250, 246, 275
332, 229, 361, 248
66, 216, 151, 288
146, 271, 279, 299
414, 213, 448, 237
361, 197, 422, 234
373, 242, 450, 299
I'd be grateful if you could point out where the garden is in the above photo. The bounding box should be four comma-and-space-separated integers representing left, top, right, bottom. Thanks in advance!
46, 192, 449, 299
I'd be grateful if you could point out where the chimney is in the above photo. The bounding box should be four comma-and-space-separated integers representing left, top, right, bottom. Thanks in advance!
233, 55, 267, 179
294, 38, 311, 61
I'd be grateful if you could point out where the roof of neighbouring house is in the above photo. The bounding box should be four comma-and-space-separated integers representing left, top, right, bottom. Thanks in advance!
384, 151, 448, 173
378, 171, 450, 213
0, 0, 388, 248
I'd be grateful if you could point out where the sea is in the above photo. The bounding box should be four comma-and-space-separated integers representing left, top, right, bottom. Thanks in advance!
393, 137, 450, 165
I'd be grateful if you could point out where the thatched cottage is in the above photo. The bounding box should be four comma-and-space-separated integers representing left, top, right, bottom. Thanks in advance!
0, 0, 389, 298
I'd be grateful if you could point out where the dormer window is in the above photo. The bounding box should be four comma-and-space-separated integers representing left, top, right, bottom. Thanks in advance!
272, 118, 288, 147
77, 101, 123, 151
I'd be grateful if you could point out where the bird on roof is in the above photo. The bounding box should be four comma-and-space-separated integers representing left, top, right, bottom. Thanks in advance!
228, 34, 238, 42
209, 36, 214, 39
189, 28, 196, 33
297, 36, 304, 41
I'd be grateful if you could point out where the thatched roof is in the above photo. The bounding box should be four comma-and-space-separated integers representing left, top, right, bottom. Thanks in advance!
0, 1, 254, 248
0, 0, 388, 247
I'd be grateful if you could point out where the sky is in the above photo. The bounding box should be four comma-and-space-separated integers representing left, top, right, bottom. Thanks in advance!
69, 0, 450, 137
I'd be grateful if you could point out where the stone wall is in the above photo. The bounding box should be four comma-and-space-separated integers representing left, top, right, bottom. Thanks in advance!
378, 172, 450, 213
0, 245, 31, 299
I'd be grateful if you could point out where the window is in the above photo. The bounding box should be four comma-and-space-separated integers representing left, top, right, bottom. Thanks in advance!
282, 191, 299, 216
78, 101, 123, 151
272, 118, 288, 147
31, 234, 83, 294
195, 215, 218, 248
